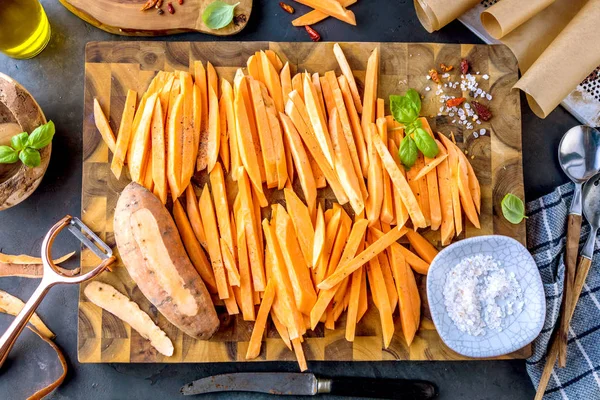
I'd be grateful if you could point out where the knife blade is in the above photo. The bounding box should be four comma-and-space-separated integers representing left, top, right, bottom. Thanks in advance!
180, 372, 438, 399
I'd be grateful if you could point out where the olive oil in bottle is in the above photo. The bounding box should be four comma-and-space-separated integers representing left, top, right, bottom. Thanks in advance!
0, 0, 51, 59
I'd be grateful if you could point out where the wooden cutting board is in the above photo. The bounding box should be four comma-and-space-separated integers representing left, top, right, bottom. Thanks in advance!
78, 41, 528, 363
59, 0, 251, 36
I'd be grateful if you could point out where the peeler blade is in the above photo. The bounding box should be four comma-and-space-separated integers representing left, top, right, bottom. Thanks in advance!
67, 217, 112, 260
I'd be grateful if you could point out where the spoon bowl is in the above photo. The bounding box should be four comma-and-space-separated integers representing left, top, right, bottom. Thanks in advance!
558, 125, 600, 184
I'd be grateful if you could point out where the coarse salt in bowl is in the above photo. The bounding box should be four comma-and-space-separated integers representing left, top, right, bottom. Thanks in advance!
427, 235, 546, 358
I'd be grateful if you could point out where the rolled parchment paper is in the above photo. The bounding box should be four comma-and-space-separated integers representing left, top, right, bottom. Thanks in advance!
414, 0, 480, 33
480, 0, 555, 39
513, 0, 600, 118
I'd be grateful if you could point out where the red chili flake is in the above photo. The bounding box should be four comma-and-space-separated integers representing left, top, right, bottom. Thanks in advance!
428, 69, 440, 83
178, 0, 183, 4
167, 2, 174, 13
305, 25, 321, 42
460, 59, 470, 75
279, 2, 294, 14
446, 97, 466, 108
471, 101, 492, 121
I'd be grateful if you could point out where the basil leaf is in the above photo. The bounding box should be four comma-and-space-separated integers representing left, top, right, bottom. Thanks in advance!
413, 127, 439, 158
19, 147, 41, 168
202, 1, 240, 30
405, 88, 421, 115
390, 95, 419, 124
501, 193, 527, 224
399, 136, 418, 169
0, 146, 18, 164
10, 132, 29, 151
27, 120, 55, 150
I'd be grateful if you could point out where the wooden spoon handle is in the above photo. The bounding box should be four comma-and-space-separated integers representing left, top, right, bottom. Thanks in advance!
535, 256, 592, 400
558, 213, 582, 366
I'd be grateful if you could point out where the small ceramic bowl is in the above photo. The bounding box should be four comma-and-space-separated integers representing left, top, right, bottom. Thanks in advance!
427, 235, 545, 358
0, 72, 50, 210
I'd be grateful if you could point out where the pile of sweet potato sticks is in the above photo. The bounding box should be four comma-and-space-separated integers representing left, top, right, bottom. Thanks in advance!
94, 43, 482, 370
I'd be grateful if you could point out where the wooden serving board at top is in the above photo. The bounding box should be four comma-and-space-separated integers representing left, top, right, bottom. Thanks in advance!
78, 41, 527, 363
60, 0, 251, 36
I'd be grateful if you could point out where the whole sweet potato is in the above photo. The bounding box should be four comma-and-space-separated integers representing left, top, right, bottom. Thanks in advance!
114, 182, 219, 339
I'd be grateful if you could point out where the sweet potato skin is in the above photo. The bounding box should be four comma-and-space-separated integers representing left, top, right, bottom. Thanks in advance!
114, 182, 219, 340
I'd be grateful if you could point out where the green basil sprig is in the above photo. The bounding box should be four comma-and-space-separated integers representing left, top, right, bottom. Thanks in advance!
0, 121, 55, 168
501, 193, 527, 224
202, 1, 240, 30
390, 89, 438, 169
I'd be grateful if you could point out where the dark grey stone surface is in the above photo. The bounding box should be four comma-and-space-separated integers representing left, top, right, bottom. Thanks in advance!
0, 0, 576, 399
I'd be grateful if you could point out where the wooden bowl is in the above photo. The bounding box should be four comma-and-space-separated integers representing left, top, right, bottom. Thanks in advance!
0, 73, 51, 211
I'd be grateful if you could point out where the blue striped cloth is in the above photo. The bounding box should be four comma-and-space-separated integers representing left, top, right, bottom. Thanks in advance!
526, 182, 600, 399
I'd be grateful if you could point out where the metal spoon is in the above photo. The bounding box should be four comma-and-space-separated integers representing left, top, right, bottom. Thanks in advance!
556, 125, 600, 366
535, 172, 600, 400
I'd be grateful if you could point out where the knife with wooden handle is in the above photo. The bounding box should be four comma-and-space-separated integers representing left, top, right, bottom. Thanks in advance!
180, 372, 438, 399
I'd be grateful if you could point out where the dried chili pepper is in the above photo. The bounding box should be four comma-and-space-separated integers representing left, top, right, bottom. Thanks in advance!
167, 2, 175, 14
178, 0, 183, 5
428, 69, 440, 83
471, 101, 492, 121
446, 97, 465, 108
305, 25, 321, 42
440, 63, 453, 72
460, 59, 470, 75
140, 0, 159, 11
279, 2, 294, 14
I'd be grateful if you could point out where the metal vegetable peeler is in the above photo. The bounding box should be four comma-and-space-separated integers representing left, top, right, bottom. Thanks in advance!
0, 215, 116, 368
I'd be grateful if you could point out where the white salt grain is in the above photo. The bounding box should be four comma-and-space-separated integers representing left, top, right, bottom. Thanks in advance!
443, 255, 524, 336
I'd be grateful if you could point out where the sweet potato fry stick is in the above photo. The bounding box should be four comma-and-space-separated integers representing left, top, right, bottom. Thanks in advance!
388, 139, 410, 228
265, 50, 283, 72
199, 186, 229, 299
292, 73, 304, 99
150, 100, 167, 204
238, 170, 266, 291
389, 242, 420, 345
194, 61, 209, 171
337, 75, 368, 177
345, 264, 363, 341
166, 94, 184, 198
172, 199, 218, 293
93, 98, 117, 153
261, 84, 288, 189
218, 93, 230, 172
325, 210, 352, 278
360, 47, 379, 134
318, 225, 409, 290
293, 0, 356, 25
110, 90, 137, 179
246, 279, 275, 359
378, 250, 398, 312
292, 338, 308, 371
159, 74, 175, 122
271, 311, 292, 350
260, 51, 284, 113
414, 153, 449, 181
406, 230, 439, 264
437, 133, 463, 235
128, 93, 157, 183
377, 118, 395, 225
180, 71, 196, 188
280, 62, 293, 108
312, 73, 327, 119
309, 152, 326, 189
457, 156, 481, 228
366, 248, 394, 349
247, 54, 260, 81
185, 184, 208, 250
332, 43, 363, 113
284, 188, 315, 267
303, 74, 335, 168
292, 0, 357, 25
329, 108, 364, 214
319, 75, 336, 119
210, 162, 236, 259
371, 133, 427, 228
312, 203, 326, 267
436, 141, 455, 245
366, 123, 384, 225
236, 228, 256, 321
207, 62, 218, 96
205, 84, 221, 173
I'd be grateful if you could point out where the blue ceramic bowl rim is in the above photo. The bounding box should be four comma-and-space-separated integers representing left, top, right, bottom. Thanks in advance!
426, 235, 546, 358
